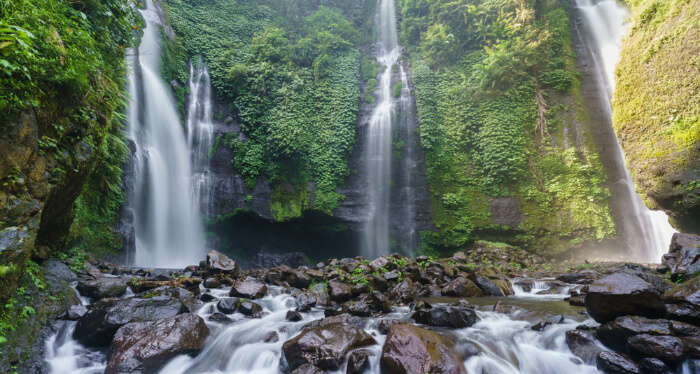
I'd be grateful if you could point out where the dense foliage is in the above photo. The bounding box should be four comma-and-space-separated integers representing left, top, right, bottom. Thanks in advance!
398, 0, 615, 254
613, 0, 699, 231
162, 0, 376, 218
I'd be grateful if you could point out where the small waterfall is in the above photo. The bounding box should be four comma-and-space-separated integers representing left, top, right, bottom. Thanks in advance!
573, 0, 676, 262
363, 0, 419, 258
186, 60, 215, 220
126, 0, 205, 268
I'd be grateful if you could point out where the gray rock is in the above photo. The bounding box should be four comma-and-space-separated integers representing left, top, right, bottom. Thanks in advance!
585, 272, 665, 323
76, 278, 127, 299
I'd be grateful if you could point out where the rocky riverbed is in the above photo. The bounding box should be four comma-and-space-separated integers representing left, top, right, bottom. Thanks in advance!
32, 234, 700, 373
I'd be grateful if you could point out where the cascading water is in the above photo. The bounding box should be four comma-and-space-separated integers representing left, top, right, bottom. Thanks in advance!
186, 59, 215, 220
126, 0, 205, 268
363, 0, 421, 258
573, 0, 675, 263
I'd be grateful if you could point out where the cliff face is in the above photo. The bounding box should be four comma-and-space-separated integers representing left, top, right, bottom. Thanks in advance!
613, 0, 700, 232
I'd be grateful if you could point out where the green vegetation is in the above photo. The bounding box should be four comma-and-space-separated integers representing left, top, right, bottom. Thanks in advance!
162, 0, 377, 218
613, 0, 699, 230
398, 0, 615, 254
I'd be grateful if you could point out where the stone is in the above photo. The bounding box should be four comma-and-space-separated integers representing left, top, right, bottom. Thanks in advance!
295, 292, 317, 312
105, 314, 208, 374
76, 278, 127, 299
200, 292, 216, 302
206, 250, 239, 275
596, 351, 640, 374
596, 316, 672, 352
239, 300, 263, 317
346, 350, 371, 374
291, 364, 324, 374
530, 315, 565, 331
282, 322, 376, 371
73, 296, 185, 347
328, 280, 352, 302
472, 275, 504, 296
585, 272, 666, 323
63, 305, 87, 320
638, 358, 669, 374
412, 306, 477, 329
627, 334, 685, 363
441, 277, 483, 297
343, 292, 391, 317
557, 271, 598, 284
230, 278, 267, 299
663, 276, 700, 324
380, 323, 466, 374
203, 277, 221, 288
217, 297, 241, 314
387, 279, 416, 304
286, 310, 303, 322
262, 331, 279, 343
661, 233, 700, 281
565, 329, 603, 365
377, 319, 403, 335
208, 312, 233, 324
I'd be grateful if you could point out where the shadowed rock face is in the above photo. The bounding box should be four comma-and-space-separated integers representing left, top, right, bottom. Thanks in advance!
585, 272, 666, 323
282, 321, 376, 371
380, 323, 466, 374
106, 313, 209, 374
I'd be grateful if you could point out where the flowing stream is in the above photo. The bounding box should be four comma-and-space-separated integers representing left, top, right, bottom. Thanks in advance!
573, 0, 676, 263
363, 0, 420, 258
126, 0, 206, 268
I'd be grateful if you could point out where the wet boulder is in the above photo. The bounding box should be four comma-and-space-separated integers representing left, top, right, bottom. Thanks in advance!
286, 310, 303, 322
557, 270, 599, 284
328, 280, 352, 302
344, 292, 391, 317
627, 334, 685, 363
216, 297, 241, 314
596, 351, 640, 374
73, 296, 185, 347
208, 312, 233, 324
76, 278, 127, 299
282, 321, 376, 371
291, 364, 324, 374
230, 277, 267, 299
596, 315, 671, 352
412, 305, 477, 329
105, 313, 209, 374
63, 305, 88, 320
346, 350, 371, 374
638, 358, 670, 374
239, 300, 263, 318
660, 233, 700, 281
380, 323, 466, 374
662, 275, 700, 324
206, 250, 239, 275
441, 277, 483, 297
565, 329, 603, 365
295, 292, 317, 312
387, 279, 416, 304
203, 277, 221, 289
129, 277, 202, 295
585, 272, 666, 323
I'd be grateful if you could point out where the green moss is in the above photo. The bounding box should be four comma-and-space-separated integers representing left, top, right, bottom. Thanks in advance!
613, 0, 699, 227
400, 0, 615, 255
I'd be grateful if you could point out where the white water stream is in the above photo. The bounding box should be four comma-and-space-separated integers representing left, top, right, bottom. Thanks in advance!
575, 0, 676, 263
126, 0, 206, 268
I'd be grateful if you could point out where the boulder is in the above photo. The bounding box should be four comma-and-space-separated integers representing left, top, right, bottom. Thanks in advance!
76, 278, 127, 299
585, 272, 665, 323
346, 350, 371, 374
328, 280, 352, 302
282, 322, 376, 371
661, 233, 700, 281
441, 277, 483, 297
627, 334, 685, 363
557, 271, 598, 284
596, 316, 672, 352
291, 364, 324, 374
638, 358, 669, 374
344, 292, 391, 317
565, 329, 603, 364
472, 275, 504, 296
129, 278, 202, 295
380, 323, 466, 374
73, 296, 185, 347
596, 351, 640, 374
387, 279, 416, 304
140, 286, 198, 312
230, 278, 267, 299
105, 314, 208, 374
663, 275, 700, 324
286, 310, 303, 322
208, 312, 233, 324
262, 331, 279, 343
217, 297, 241, 314
63, 305, 88, 320
412, 306, 477, 329
239, 300, 263, 318
295, 292, 317, 312
203, 277, 221, 289
206, 250, 239, 275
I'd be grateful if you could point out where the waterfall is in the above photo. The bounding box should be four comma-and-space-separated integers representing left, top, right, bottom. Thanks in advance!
363, 0, 420, 258
573, 0, 676, 262
186, 59, 215, 220
126, 0, 205, 268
